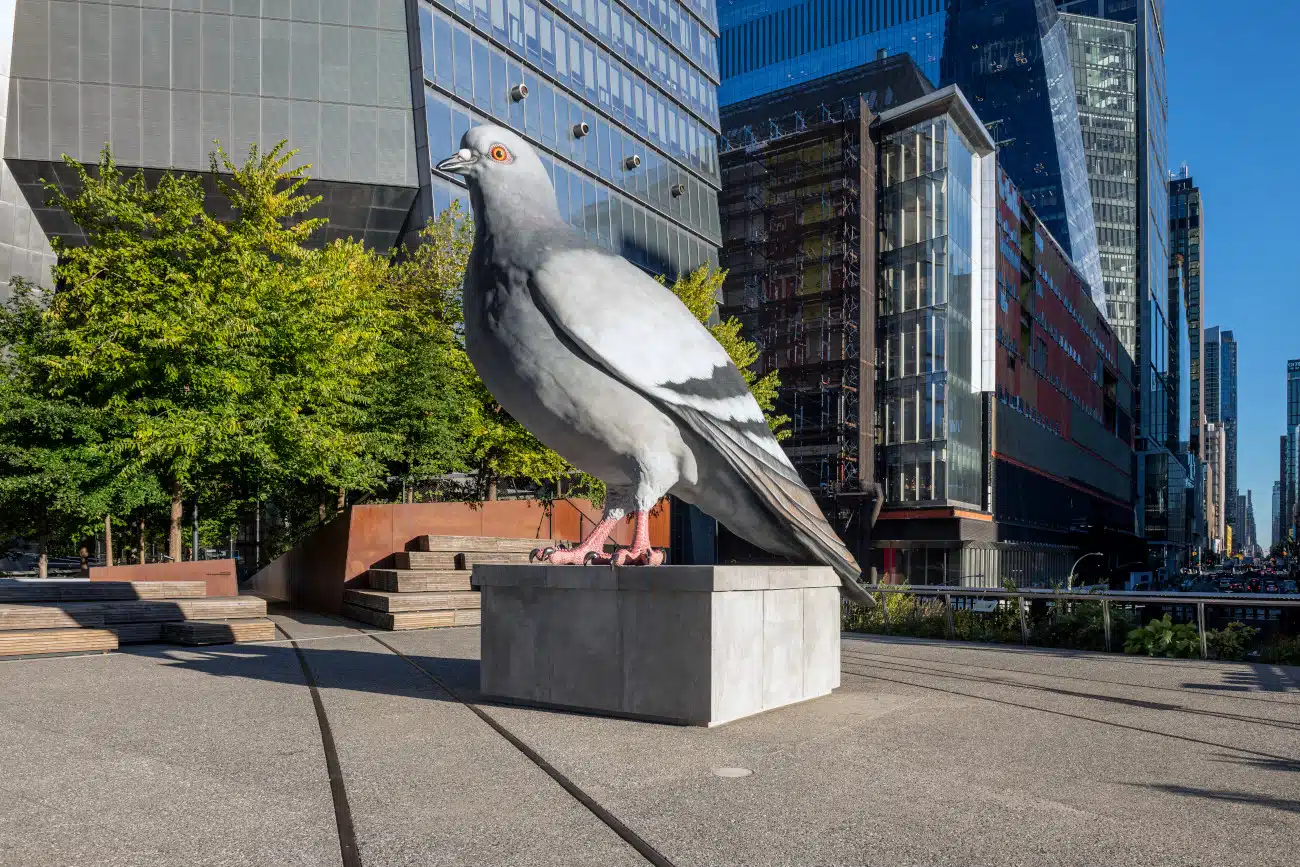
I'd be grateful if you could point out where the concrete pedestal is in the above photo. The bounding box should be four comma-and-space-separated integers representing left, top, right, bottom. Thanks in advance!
473, 565, 841, 726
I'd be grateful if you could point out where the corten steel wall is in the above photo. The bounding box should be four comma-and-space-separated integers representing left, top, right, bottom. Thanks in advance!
89, 559, 238, 598
247, 499, 670, 613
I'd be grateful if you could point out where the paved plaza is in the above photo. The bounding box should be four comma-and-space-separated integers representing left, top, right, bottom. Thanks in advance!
1, 616, 1297, 866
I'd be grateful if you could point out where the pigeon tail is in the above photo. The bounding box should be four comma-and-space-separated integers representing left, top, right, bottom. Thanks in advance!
672, 404, 876, 609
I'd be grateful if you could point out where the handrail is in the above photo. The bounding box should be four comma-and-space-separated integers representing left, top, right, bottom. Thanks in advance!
860, 584, 1300, 608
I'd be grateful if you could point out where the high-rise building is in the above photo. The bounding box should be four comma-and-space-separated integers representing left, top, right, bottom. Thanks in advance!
1169, 171, 1205, 459
1243, 490, 1255, 557
1220, 329, 1238, 541
1286, 359, 1300, 544
1204, 421, 1224, 554
3, 0, 424, 281
1055, 0, 1170, 566
414, 0, 723, 276
1059, 12, 1137, 357
0, 0, 722, 300
718, 0, 1105, 300
1273, 480, 1282, 552
718, 57, 1138, 587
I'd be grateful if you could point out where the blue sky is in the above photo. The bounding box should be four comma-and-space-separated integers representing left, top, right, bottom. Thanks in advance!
1165, 0, 1299, 548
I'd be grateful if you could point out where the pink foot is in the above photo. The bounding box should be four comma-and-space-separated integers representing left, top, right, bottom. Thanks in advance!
530, 514, 619, 565
533, 544, 612, 565
608, 510, 665, 566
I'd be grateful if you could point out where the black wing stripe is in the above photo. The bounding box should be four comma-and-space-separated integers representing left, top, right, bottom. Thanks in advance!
672, 404, 860, 580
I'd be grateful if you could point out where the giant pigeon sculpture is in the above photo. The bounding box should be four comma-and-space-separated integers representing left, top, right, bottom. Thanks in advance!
437, 125, 875, 606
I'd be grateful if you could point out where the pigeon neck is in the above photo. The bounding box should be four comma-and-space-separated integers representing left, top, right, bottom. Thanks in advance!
471, 180, 566, 243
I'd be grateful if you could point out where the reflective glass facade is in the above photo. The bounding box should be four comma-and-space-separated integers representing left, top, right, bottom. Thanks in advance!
877, 113, 991, 508
1285, 360, 1300, 544
1220, 328, 1237, 540
417, 0, 721, 276
1169, 174, 1204, 458
1061, 13, 1137, 357
719, 0, 1105, 315
719, 0, 947, 104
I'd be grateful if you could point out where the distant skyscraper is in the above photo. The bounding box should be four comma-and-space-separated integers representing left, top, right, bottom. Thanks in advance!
1060, 12, 1138, 358
717, 0, 1105, 301
1221, 330, 1239, 540
1244, 490, 1256, 556
1169, 172, 1206, 459
1273, 480, 1282, 552
1205, 422, 1225, 554
1286, 360, 1300, 543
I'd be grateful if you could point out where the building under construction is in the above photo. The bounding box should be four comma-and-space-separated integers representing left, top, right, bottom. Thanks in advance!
718, 55, 1140, 586
717, 56, 934, 558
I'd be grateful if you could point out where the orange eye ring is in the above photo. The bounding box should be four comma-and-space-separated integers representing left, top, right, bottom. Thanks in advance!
489, 144, 511, 162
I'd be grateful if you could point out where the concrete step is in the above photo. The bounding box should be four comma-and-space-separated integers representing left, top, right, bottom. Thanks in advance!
0, 603, 105, 631
412, 535, 557, 554
343, 589, 480, 613
0, 580, 207, 602
101, 596, 266, 624
162, 618, 277, 646
342, 603, 480, 631
0, 628, 118, 657
365, 568, 473, 593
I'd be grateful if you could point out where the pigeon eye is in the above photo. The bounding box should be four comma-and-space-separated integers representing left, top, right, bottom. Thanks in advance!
489, 144, 511, 162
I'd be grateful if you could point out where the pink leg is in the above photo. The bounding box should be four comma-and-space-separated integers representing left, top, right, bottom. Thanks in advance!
532, 514, 618, 565
610, 511, 665, 566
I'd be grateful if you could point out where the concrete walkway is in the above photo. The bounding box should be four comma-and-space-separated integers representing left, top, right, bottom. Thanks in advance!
1, 616, 1296, 866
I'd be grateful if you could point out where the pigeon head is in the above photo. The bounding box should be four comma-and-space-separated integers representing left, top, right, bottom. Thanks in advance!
436, 125, 552, 200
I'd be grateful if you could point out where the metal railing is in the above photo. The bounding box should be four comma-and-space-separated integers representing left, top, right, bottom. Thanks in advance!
857, 584, 1300, 659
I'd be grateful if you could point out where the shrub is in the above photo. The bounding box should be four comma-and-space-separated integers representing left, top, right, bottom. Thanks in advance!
1259, 635, 1300, 666
1204, 622, 1259, 661
1124, 614, 1201, 658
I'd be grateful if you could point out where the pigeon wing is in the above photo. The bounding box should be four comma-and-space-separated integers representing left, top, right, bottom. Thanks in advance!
529, 247, 867, 593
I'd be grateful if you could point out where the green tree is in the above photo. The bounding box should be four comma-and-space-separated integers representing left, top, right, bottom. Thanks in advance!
15, 144, 395, 561
373, 205, 480, 494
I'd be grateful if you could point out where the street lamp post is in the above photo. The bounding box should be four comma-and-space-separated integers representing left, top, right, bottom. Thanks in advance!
1068, 552, 1103, 590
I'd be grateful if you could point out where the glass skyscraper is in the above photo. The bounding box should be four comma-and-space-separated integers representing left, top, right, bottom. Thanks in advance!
1220, 328, 1238, 541
1059, 13, 1137, 357
416, 0, 723, 276
1285, 359, 1300, 545
717, 0, 1105, 307
1169, 171, 1205, 459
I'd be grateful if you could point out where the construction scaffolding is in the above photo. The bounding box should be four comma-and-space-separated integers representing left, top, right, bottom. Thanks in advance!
719, 106, 868, 500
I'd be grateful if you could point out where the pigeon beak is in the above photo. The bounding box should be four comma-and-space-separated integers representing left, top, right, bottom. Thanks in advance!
437, 148, 477, 174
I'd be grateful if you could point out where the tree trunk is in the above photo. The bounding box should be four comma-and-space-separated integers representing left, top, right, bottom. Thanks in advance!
104, 515, 113, 567
169, 480, 184, 562
138, 519, 146, 565
319, 497, 327, 523
337, 487, 346, 512
37, 537, 48, 579
79, 543, 89, 574
486, 477, 498, 501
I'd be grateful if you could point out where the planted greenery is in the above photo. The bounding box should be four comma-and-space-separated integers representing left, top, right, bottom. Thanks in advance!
1204, 622, 1260, 661
1123, 615, 1201, 658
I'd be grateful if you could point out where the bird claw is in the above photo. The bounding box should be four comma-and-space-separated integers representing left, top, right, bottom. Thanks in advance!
529, 546, 555, 563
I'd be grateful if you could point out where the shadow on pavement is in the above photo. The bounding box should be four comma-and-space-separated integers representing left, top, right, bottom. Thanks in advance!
123, 640, 483, 705
1124, 782, 1300, 815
